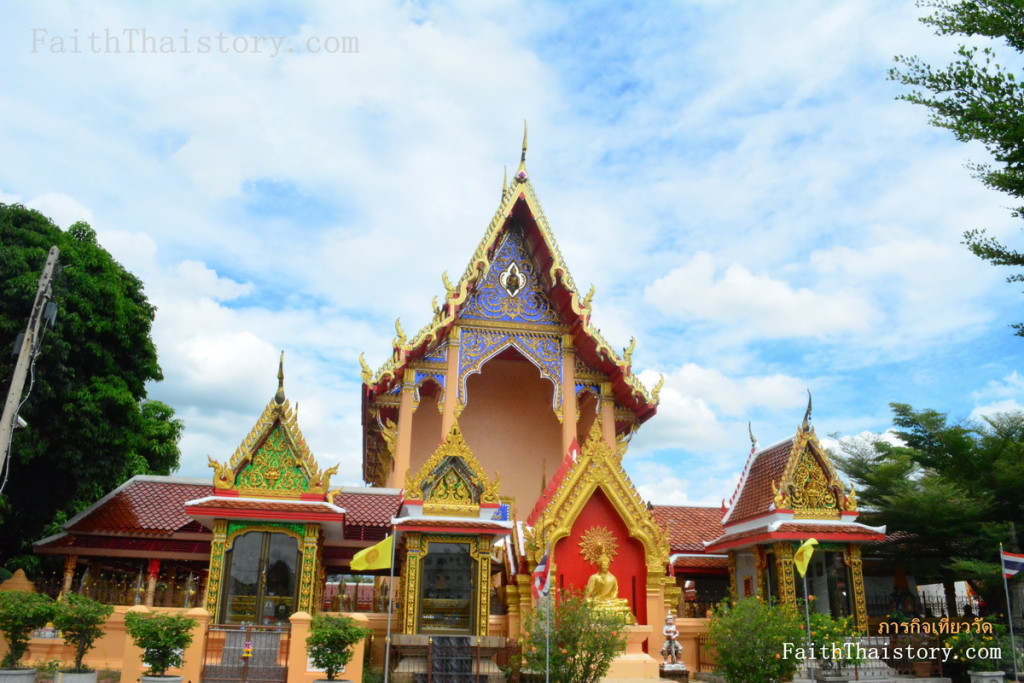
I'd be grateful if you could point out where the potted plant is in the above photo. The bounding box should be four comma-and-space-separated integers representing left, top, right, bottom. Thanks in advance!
123, 612, 197, 683
0, 591, 55, 683
306, 614, 372, 682
53, 594, 113, 683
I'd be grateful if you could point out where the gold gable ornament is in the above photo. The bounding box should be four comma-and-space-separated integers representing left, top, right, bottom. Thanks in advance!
208, 353, 338, 498
405, 421, 500, 516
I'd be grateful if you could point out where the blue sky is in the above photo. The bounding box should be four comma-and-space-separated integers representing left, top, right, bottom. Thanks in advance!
2, 1, 1023, 506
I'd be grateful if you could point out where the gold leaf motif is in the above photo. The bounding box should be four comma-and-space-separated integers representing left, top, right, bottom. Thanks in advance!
579, 526, 619, 566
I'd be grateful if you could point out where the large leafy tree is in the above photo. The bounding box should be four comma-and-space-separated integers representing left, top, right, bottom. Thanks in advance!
890, 0, 1024, 333
836, 403, 1024, 609
0, 204, 182, 570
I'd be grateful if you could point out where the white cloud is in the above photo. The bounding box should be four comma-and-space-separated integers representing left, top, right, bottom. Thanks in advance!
646, 252, 877, 338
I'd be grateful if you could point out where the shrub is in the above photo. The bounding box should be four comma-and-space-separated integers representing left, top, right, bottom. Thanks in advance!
807, 611, 865, 672
943, 618, 1006, 672
0, 591, 56, 669
54, 594, 114, 673
306, 614, 372, 681
707, 598, 805, 683
518, 590, 630, 683
124, 612, 197, 677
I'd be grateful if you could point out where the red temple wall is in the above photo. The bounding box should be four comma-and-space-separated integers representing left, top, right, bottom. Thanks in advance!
553, 486, 648, 626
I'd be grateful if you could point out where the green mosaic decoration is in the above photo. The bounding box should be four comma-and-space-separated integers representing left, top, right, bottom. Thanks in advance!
234, 425, 310, 493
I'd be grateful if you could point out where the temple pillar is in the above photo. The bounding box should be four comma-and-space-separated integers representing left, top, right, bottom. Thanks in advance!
61, 555, 78, 596
728, 553, 737, 603
600, 382, 616, 450
773, 542, 796, 607
400, 533, 424, 634
298, 524, 320, 613
505, 582, 522, 638
205, 519, 229, 616
646, 568, 667, 631
845, 544, 868, 631
145, 559, 160, 608
393, 376, 416, 485
561, 334, 576, 455
441, 327, 461, 436
756, 546, 769, 598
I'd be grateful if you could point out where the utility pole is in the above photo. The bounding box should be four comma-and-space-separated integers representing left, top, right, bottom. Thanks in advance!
0, 246, 60, 477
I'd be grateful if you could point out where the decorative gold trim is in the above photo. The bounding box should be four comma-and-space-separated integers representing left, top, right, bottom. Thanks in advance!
579, 526, 619, 565
773, 425, 857, 518
209, 392, 337, 497
405, 422, 500, 508
205, 519, 228, 616
773, 542, 796, 607
845, 544, 868, 632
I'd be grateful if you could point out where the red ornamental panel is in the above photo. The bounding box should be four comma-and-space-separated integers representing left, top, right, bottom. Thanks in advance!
553, 487, 647, 626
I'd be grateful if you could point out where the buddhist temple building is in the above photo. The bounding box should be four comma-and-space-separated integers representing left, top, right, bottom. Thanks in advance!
23, 136, 888, 681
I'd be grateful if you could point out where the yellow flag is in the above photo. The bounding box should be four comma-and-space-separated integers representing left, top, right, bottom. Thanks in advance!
793, 538, 818, 578
351, 535, 393, 572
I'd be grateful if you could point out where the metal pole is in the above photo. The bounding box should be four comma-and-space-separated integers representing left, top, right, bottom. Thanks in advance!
804, 573, 815, 680
383, 530, 398, 683
1001, 544, 1020, 681
0, 246, 60, 478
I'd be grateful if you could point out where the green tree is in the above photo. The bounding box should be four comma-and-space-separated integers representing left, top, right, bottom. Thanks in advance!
890, 0, 1024, 334
0, 204, 182, 569
518, 591, 629, 683
835, 403, 1024, 608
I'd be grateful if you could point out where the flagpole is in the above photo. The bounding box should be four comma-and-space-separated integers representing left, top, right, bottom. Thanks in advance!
383, 528, 398, 683
545, 544, 551, 683
803, 573, 814, 680
1001, 543, 1020, 681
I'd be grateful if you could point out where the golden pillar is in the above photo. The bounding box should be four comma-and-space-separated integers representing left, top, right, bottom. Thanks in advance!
560, 334, 576, 454
441, 326, 461, 435
298, 524, 321, 613
600, 382, 616, 450
205, 519, 229, 616
773, 542, 797, 606
845, 544, 868, 631
400, 533, 424, 634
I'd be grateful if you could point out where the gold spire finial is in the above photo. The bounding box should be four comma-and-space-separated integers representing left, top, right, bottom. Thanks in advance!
521, 120, 528, 163
515, 120, 529, 182
275, 351, 286, 405
801, 389, 812, 431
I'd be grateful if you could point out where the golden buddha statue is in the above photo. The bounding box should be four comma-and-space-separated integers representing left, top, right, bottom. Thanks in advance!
584, 553, 634, 622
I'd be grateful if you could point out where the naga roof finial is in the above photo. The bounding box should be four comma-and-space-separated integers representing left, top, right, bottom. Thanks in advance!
748, 421, 758, 452
802, 389, 813, 431
515, 120, 529, 182
275, 351, 286, 405
502, 166, 508, 196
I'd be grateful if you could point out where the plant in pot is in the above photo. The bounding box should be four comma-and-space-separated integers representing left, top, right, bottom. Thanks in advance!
306, 614, 372, 682
123, 612, 197, 683
0, 591, 56, 683
52, 594, 114, 683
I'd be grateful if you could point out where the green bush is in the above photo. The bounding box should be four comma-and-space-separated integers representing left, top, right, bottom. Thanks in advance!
0, 591, 55, 669
807, 610, 865, 672
707, 598, 805, 683
518, 590, 630, 683
124, 612, 197, 677
306, 614, 372, 681
54, 593, 114, 673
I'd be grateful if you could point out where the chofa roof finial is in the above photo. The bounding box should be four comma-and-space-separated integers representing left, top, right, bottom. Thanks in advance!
275, 351, 286, 405
748, 421, 758, 452
515, 120, 529, 182
801, 389, 812, 431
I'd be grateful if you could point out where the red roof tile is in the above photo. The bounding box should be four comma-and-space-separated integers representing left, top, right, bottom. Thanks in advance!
723, 440, 792, 525
71, 478, 211, 536
651, 505, 724, 553
671, 556, 729, 570
333, 490, 401, 527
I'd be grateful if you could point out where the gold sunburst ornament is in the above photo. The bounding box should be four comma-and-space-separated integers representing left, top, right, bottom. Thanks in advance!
579, 526, 619, 566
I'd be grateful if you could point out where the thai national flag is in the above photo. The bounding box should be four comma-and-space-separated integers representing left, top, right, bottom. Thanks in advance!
531, 548, 550, 601
1001, 550, 1024, 578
